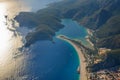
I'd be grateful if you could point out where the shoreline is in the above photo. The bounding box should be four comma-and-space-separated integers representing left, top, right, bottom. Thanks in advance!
57, 35, 88, 80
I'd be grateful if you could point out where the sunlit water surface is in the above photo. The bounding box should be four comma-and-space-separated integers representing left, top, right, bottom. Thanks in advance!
0, 2, 28, 79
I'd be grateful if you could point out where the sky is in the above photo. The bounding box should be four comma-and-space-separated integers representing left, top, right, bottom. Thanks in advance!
0, 0, 8, 1
22, 0, 62, 11
0, 0, 62, 11
0, 0, 62, 19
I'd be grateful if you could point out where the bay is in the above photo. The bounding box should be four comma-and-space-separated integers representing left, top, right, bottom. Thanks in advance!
20, 19, 88, 80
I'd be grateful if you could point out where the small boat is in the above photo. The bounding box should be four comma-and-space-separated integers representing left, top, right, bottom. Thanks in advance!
77, 66, 80, 74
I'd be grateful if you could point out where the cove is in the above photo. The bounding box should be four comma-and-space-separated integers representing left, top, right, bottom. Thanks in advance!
21, 19, 88, 80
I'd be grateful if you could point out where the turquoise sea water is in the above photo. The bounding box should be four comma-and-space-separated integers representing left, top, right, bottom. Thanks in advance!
57, 19, 88, 45
22, 19, 88, 80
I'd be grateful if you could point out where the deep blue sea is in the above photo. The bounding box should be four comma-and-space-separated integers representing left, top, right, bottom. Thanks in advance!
22, 19, 88, 80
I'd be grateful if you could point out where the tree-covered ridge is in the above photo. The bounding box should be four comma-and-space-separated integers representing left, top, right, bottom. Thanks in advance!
15, 8, 64, 47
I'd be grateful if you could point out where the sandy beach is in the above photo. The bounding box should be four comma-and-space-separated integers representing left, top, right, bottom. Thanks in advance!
57, 35, 88, 80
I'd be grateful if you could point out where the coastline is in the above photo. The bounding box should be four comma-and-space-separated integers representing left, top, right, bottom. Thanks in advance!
57, 35, 88, 80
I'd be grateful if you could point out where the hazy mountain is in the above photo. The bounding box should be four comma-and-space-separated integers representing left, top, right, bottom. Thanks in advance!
22, 0, 62, 11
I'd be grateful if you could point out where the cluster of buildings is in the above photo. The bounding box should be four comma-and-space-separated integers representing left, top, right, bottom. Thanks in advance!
86, 54, 120, 80
84, 47, 120, 80
88, 69, 120, 80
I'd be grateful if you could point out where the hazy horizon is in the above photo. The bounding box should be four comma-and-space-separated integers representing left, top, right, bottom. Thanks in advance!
0, 0, 62, 12
22, 0, 62, 12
